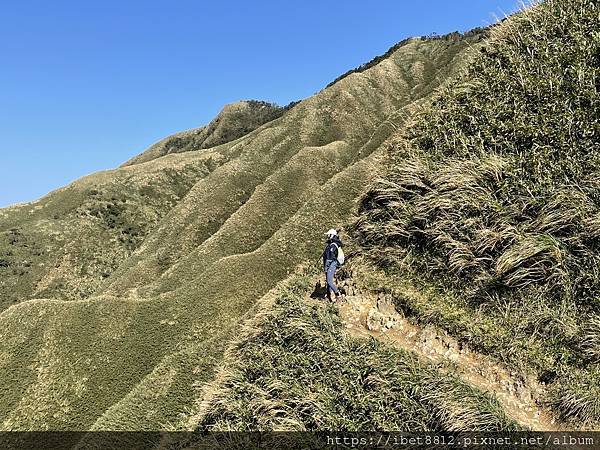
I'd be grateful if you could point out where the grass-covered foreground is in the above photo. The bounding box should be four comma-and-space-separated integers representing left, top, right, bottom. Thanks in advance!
190, 270, 519, 433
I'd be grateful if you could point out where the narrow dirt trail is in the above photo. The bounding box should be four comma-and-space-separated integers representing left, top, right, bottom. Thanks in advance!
309, 284, 563, 431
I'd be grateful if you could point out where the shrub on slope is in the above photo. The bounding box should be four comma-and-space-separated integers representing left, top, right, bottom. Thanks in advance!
352, 0, 599, 426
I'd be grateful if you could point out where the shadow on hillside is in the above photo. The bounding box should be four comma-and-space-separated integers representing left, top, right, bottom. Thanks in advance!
310, 279, 348, 299
310, 281, 328, 299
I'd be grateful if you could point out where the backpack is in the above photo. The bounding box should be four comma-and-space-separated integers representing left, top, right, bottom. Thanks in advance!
332, 243, 345, 265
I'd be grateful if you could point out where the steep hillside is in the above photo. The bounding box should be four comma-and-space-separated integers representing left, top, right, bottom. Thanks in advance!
0, 152, 218, 309
353, 0, 599, 428
0, 32, 481, 432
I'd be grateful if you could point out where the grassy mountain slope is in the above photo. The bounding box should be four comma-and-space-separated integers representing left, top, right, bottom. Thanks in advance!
98, 35, 477, 299
0, 100, 294, 311
352, 0, 599, 427
0, 33, 480, 431
0, 150, 220, 310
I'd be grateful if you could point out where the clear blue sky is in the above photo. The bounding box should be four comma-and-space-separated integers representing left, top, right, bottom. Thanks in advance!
0, 0, 521, 207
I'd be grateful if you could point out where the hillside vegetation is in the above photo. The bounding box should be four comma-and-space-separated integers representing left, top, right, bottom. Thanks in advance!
0, 32, 480, 433
352, 0, 600, 427
1, 101, 291, 308
193, 270, 518, 432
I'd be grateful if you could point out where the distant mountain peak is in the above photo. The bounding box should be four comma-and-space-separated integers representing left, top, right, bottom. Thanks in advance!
122, 99, 287, 166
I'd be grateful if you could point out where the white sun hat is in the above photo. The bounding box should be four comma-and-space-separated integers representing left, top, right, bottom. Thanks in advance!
325, 228, 337, 237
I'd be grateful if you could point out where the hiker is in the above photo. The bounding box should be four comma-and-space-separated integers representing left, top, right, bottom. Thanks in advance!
322, 228, 345, 302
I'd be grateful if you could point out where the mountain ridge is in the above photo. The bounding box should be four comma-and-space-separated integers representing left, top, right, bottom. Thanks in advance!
121, 99, 292, 167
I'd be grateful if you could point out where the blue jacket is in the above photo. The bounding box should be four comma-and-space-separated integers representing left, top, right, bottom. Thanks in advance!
323, 236, 343, 266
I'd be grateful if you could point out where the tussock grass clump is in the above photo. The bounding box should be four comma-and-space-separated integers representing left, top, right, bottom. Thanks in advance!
352, 0, 600, 426
355, 0, 600, 302
550, 367, 600, 427
196, 272, 518, 432
581, 315, 600, 362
